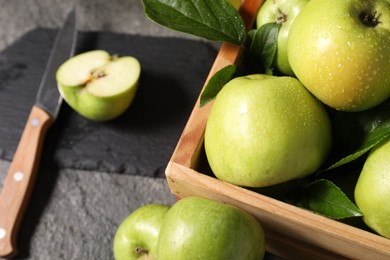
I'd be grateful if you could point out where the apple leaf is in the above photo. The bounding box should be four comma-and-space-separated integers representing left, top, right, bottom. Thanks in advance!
142, 0, 247, 46
324, 99, 390, 171
246, 23, 281, 75
200, 65, 239, 107
285, 179, 362, 220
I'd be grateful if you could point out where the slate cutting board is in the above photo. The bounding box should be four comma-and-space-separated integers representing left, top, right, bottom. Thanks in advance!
0, 28, 218, 177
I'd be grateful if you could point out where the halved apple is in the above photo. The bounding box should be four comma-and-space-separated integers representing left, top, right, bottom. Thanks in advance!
56, 50, 141, 121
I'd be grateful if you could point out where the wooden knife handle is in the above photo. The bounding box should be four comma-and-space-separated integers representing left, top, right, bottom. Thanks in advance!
0, 105, 53, 257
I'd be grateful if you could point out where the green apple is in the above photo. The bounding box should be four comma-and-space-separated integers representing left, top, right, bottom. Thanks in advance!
355, 138, 390, 239
288, 0, 390, 111
256, 0, 310, 76
156, 197, 265, 260
204, 74, 332, 187
56, 50, 141, 121
113, 204, 170, 260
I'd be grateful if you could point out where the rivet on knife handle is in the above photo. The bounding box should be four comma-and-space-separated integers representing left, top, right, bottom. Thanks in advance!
0, 106, 53, 257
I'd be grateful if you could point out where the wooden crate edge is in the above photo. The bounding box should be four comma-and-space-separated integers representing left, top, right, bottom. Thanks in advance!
165, 161, 390, 259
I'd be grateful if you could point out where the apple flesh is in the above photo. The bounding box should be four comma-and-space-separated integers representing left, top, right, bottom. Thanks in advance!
287, 0, 390, 111
204, 74, 332, 187
156, 197, 265, 260
113, 204, 170, 260
355, 138, 390, 239
256, 0, 310, 76
56, 50, 141, 121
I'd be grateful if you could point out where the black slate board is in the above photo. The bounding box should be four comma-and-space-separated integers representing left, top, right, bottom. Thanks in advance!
0, 28, 218, 177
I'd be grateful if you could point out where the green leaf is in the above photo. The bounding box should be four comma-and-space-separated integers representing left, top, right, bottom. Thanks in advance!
200, 65, 239, 107
247, 23, 281, 75
142, 0, 247, 45
324, 100, 390, 171
285, 179, 362, 220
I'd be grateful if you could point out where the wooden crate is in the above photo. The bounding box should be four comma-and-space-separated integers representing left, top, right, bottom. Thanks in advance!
165, 0, 390, 259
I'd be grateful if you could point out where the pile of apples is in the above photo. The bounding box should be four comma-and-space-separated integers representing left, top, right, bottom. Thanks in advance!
113, 197, 265, 260
63, 0, 390, 258
112, 0, 389, 259
205, 0, 390, 241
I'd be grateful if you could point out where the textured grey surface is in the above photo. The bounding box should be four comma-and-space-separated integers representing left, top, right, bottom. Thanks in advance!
0, 0, 185, 259
0, 0, 198, 52
0, 160, 175, 259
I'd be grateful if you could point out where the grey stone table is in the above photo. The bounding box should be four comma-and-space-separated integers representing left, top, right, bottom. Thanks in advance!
0, 1, 281, 259
0, 1, 182, 259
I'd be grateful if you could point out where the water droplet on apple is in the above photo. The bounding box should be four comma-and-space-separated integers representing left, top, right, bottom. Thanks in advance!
347, 41, 356, 50
337, 63, 344, 73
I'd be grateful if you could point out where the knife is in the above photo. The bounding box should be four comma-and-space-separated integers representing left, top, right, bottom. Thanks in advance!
0, 9, 77, 257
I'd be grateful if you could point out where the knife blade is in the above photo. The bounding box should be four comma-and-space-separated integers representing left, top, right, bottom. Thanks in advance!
0, 9, 77, 257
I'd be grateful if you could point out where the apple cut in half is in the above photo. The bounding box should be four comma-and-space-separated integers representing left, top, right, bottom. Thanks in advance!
56, 50, 141, 121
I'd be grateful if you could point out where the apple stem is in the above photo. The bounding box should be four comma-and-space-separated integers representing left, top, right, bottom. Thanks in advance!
111, 54, 119, 61
276, 8, 288, 24
360, 10, 380, 27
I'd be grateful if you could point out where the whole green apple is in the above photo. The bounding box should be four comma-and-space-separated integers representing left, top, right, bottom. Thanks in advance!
256, 0, 310, 76
204, 74, 332, 187
157, 197, 265, 260
113, 204, 170, 260
355, 138, 390, 239
288, 0, 390, 111
56, 50, 141, 121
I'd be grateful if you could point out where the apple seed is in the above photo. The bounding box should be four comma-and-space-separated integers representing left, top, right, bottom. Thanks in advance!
93, 71, 106, 79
